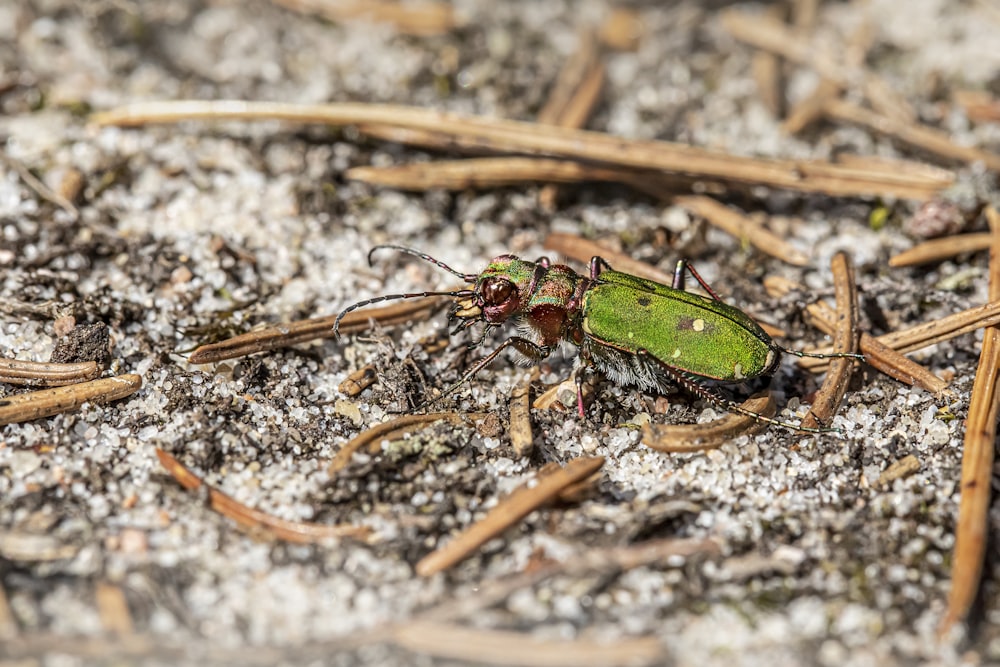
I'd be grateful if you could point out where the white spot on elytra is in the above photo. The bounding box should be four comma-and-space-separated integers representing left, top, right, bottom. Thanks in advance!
672, 348, 681, 358
733, 363, 744, 379
693, 318, 705, 332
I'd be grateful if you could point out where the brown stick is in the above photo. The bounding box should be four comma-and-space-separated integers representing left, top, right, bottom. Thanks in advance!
824, 98, 1000, 171
888, 233, 993, 268
393, 620, 664, 667
415, 456, 605, 576
538, 30, 606, 210
953, 90, 1000, 123
91, 101, 953, 199
269, 0, 463, 36
543, 233, 675, 284
720, 10, 916, 123
763, 275, 948, 393
799, 299, 1000, 371
328, 412, 487, 475
508, 369, 538, 458
187, 297, 441, 364
673, 195, 810, 266
801, 253, 859, 429
940, 206, 1000, 634
156, 448, 371, 543
345, 157, 666, 191
0, 358, 101, 386
640, 392, 776, 452
338, 365, 377, 397
0, 374, 142, 425
94, 582, 134, 636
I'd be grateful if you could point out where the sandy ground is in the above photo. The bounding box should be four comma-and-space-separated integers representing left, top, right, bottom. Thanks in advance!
1, 0, 1000, 665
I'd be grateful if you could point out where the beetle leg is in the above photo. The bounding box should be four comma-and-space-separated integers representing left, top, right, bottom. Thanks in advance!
636, 350, 841, 434
415, 336, 552, 411
589, 256, 614, 279
673, 260, 724, 301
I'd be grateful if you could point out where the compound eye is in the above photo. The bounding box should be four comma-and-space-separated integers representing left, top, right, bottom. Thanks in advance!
482, 278, 514, 306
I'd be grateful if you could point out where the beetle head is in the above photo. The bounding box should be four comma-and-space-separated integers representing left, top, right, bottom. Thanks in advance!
471, 255, 541, 325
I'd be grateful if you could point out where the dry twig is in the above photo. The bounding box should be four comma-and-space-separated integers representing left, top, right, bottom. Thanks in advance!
187, 297, 440, 364
823, 98, 1000, 172
156, 449, 371, 543
720, 10, 915, 123
415, 456, 605, 576
798, 299, 1000, 372
0, 358, 101, 386
750, 4, 788, 117
953, 90, 1000, 123
345, 157, 672, 192
393, 620, 664, 667
328, 412, 487, 475
640, 392, 775, 452
543, 233, 675, 284
508, 369, 538, 458
0, 583, 16, 641
94, 582, 134, 636
674, 195, 810, 266
763, 275, 948, 393
877, 454, 920, 487
419, 535, 721, 624
92, 100, 953, 199
338, 365, 377, 397
537, 30, 606, 209
0, 152, 79, 220
801, 252, 859, 429
889, 233, 993, 268
0, 374, 142, 425
270, 0, 462, 36
941, 207, 1000, 634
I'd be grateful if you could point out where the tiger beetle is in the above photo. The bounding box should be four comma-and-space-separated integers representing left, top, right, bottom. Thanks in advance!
333, 245, 864, 434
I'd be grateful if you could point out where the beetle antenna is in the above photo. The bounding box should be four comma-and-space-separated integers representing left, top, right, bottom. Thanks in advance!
369, 245, 479, 282
334, 289, 475, 337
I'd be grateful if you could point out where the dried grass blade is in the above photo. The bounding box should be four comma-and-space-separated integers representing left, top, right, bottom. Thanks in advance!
0, 358, 100, 386
328, 412, 487, 475
824, 98, 1000, 171
95, 582, 134, 636
187, 297, 440, 364
0, 374, 142, 425
270, 0, 462, 36
415, 456, 605, 576
393, 620, 664, 667
0, 583, 16, 641
91, 101, 953, 199
346, 157, 637, 190
800, 300, 1000, 369
763, 275, 948, 393
953, 90, 1000, 123
720, 10, 915, 122
888, 233, 993, 268
941, 207, 1000, 634
338, 365, 377, 397
538, 30, 606, 209
640, 392, 775, 452
156, 449, 371, 543
801, 252, 859, 429
543, 233, 675, 284
673, 195, 810, 266
509, 369, 538, 458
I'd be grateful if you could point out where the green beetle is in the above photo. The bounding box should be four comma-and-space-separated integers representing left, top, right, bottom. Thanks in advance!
334, 246, 860, 433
